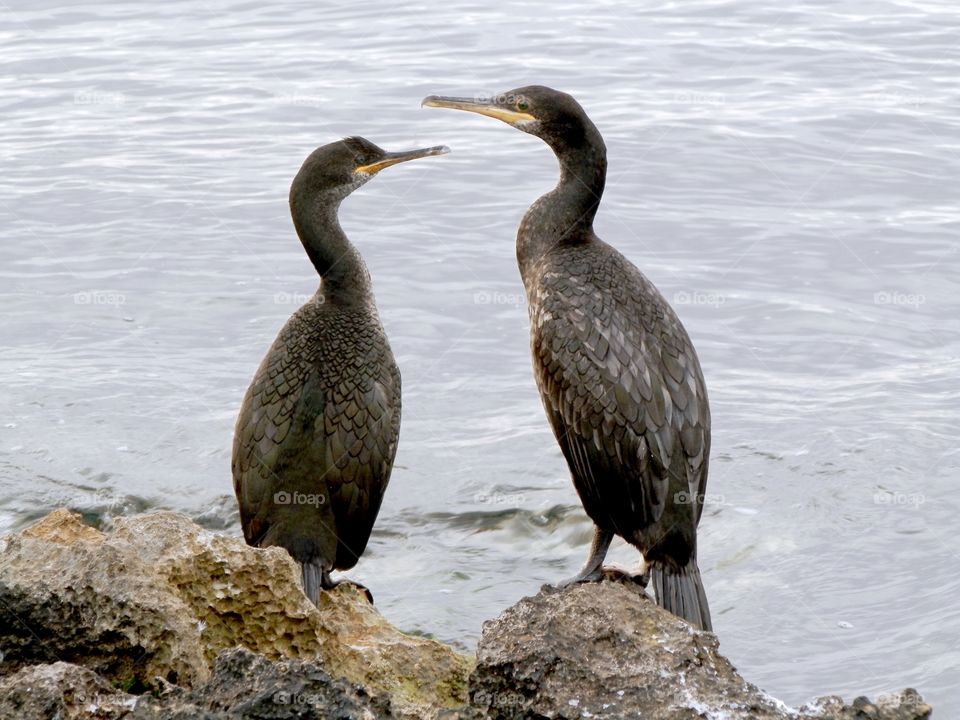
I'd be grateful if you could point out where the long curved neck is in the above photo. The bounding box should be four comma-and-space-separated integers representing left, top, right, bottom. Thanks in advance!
517, 122, 607, 280
289, 186, 372, 304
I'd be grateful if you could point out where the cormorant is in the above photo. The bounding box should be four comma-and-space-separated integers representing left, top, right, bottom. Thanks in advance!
232, 137, 448, 604
423, 87, 713, 630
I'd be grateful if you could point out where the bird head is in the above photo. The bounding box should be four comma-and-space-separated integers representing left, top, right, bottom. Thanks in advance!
294, 137, 450, 200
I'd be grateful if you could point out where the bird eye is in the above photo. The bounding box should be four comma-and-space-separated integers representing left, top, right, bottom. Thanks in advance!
356, 155, 368, 165
517, 101, 530, 111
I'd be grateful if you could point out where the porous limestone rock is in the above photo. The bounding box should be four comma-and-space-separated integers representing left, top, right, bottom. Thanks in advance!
130, 647, 393, 719
0, 509, 471, 719
0, 661, 136, 720
469, 580, 933, 720
0, 510, 933, 720
0, 510, 210, 688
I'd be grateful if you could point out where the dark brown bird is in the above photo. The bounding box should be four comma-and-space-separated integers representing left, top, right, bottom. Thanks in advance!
232, 137, 448, 604
423, 87, 712, 630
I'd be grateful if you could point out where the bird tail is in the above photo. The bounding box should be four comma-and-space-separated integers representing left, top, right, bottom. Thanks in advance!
301, 559, 323, 606
649, 558, 712, 631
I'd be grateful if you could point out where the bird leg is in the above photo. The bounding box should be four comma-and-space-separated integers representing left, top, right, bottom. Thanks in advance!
554, 527, 613, 588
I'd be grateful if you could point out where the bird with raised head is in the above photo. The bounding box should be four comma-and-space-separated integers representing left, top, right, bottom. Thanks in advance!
233, 137, 448, 604
423, 87, 713, 630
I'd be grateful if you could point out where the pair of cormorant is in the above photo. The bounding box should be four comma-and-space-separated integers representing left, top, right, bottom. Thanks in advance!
232, 86, 713, 630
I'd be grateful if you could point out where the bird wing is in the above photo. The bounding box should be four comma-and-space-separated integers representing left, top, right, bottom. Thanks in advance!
324, 344, 401, 569
232, 309, 401, 569
530, 247, 710, 543
232, 317, 320, 549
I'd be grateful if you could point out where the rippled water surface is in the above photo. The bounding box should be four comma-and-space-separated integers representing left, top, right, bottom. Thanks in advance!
2, 0, 959, 711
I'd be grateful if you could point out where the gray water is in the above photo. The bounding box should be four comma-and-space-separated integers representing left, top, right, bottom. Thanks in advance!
2, 0, 958, 712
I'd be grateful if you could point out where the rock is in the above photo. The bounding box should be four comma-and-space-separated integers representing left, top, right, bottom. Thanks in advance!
0, 509, 471, 720
0, 510, 210, 689
798, 690, 933, 720
130, 647, 393, 719
0, 661, 135, 720
470, 580, 782, 719
0, 511, 932, 720
0, 649, 395, 720
470, 581, 932, 720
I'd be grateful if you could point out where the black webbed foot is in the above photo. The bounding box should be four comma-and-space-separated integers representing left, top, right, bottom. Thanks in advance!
552, 564, 605, 589
548, 526, 614, 590
600, 565, 649, 588
322, 572, 374, 604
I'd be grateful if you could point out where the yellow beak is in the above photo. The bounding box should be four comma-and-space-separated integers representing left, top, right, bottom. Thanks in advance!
421, 95, 536, 125
356, 145, 450, 175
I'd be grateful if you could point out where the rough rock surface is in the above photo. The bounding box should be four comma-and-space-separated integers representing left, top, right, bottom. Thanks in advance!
0, 511, 934, 720
0, 661, 136, 720
0, 511, 210, 688
130, 647, 393, 719
798, 690, 934, 720
0, 509, 471, 719
470, 581, 933, 720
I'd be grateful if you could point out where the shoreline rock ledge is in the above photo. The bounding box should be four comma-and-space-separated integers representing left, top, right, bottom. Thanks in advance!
0, 510, 932, 720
